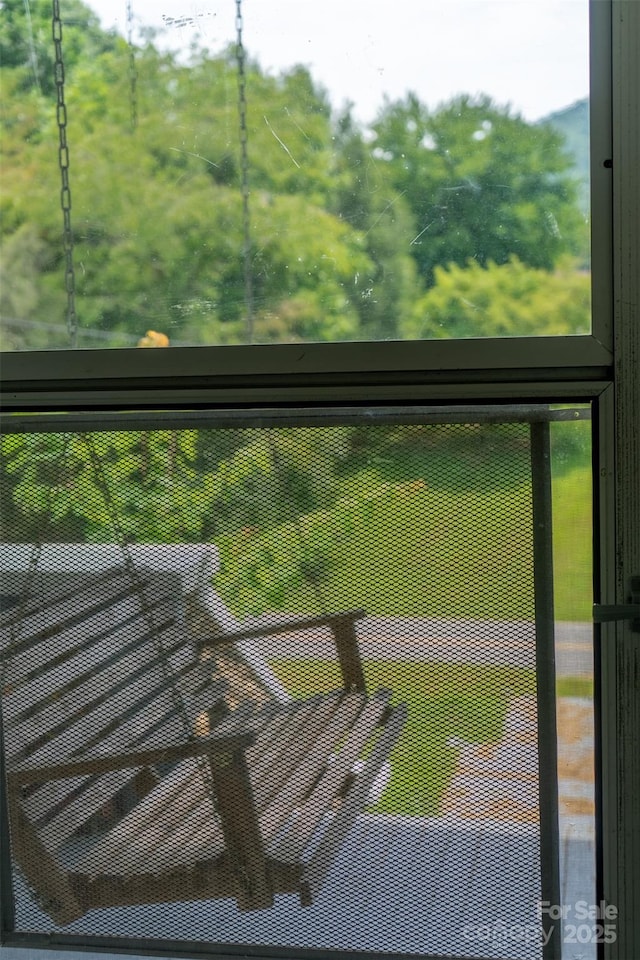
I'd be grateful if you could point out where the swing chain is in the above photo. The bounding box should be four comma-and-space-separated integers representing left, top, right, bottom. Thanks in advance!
79, 434, 219, 809
126, 1, 138, 132
52, 0, 78, 349
1, 436, 73, 689
235, 0, 254, 344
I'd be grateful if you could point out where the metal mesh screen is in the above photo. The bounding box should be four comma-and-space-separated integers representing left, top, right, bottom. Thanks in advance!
0, 408, 594, 959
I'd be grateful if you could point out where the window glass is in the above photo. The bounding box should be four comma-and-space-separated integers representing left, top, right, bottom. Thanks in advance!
0, 1, 590, 350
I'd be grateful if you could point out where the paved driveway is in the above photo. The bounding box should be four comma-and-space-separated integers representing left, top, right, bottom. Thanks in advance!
253, 616, 593, 675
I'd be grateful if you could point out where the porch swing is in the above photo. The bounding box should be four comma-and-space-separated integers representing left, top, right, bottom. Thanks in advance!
0, 1, 406, 927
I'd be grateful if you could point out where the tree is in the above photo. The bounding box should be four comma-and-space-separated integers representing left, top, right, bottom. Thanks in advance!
1, 35, 375, 347
371, 93, 584, 286
330, 108, 422, 340
0, 224, 57, 351
0, 0, 121, 96
1, 8, 589, 350
0, 429, 205, 543
404, 256, 591, 340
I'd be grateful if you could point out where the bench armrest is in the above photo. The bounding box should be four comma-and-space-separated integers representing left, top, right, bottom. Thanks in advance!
8, 720, 255, 788
197, 608, 365, 645
198, 608, 367, 693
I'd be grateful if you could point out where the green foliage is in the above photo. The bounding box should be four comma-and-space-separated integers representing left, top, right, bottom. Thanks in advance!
1, 430, 204, 542
0, 0, 120, 96
2, 420, 591, 622
1, 423, 351, 549
270, 658, 536, 816
371, 93, 585, 286
1, 37, 373, 345
199, 427, 351, 542
212, 421, 591, 622
0, 224, 53, 350
1, 8, 590, 347
330, 108, 422, 339
405, 256, 591, 339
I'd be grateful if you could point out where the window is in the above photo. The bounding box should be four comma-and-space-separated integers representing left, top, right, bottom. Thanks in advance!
1, 0, 597, 350
1, 2, 639, 960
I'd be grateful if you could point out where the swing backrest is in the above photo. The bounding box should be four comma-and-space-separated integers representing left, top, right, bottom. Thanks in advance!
0, 566, 227, 860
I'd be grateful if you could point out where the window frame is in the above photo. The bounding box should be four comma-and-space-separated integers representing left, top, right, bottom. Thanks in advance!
0, 0, 614, 399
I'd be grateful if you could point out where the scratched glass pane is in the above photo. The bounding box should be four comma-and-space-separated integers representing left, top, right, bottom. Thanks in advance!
0, 404, 596, 958
0, 0, 590, 350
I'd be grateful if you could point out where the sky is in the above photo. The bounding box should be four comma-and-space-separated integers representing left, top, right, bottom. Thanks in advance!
88, 0, 590, 123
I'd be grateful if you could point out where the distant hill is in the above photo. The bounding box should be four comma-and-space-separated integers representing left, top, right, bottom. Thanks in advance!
539, 98, 589, 214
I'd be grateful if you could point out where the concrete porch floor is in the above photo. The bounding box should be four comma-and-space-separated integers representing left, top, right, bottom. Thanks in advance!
7, 808, 595, 960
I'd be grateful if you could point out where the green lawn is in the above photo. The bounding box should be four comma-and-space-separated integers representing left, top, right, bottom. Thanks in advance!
270, 657, 536, 816
270, 658, 593, 817
218, 432, 592, 623
551, 464, 592, 620
282, 465, 592, 622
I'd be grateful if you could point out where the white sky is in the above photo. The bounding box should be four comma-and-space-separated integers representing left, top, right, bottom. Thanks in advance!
88, 0, 590, 123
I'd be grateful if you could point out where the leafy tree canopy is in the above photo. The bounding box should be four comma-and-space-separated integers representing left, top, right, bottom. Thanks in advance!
0, 0, 122, 95
1, 7, 589, 348
371, 93, 585, 285
405, 256, 590, 340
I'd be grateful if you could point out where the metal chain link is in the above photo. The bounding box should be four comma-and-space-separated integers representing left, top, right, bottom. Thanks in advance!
52, 0, 78, 349
1, 544, 42, 691
235, 0, 254, 344
126, 1, 138, 132
79, 433, 219, 808
266, 436, 328, 614
1, 436, 73, 689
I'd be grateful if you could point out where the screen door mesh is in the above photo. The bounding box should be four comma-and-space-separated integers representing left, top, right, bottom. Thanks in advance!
0, 408, 593, 959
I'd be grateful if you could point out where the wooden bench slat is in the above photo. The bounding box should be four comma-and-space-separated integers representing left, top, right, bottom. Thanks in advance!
39, 768, 144, 853
7, 629, 216, 761
267, 689, 392, 864
3, 603, 181, 742
258, 693, 365, 844
123, 798, 224, 875
0, 569, 125, 632
250, 694, 343, 809
247, 694, 329, 785
1, 572, 148, 670
3, 602, 174, 720
25, 770, 121, 826
21, 659, 220, 824
75, 760, 224, 878
300, 703, 407, 902
72, 701, 264, 876
242, 698, 301, 757
70, 702, 268, 876
7, 635, 202, 767
2, 591, 177, 708
37, 679, 227, 851
7, 622, 179, 744
111, 772, 226, 875
36, 689, 211, 849
8, 673, 168, 768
